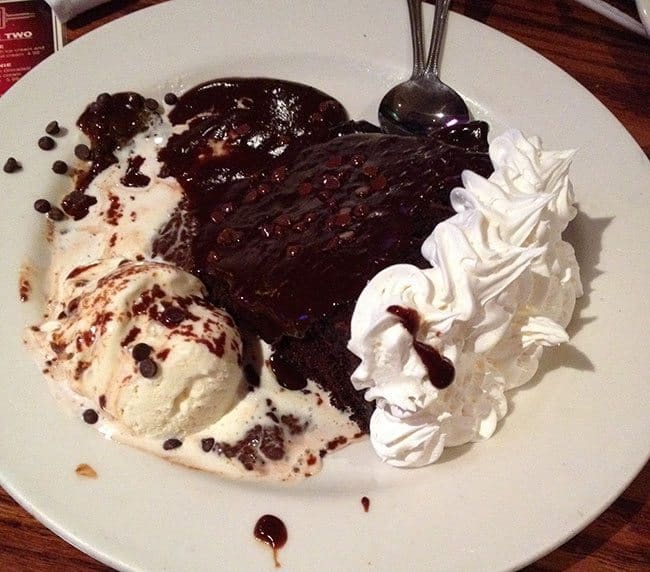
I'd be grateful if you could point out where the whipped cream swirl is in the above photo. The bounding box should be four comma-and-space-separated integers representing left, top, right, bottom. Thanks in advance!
348, 130, 582, 467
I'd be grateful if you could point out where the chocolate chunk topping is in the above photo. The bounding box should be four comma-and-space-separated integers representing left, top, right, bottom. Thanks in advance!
139, 357, 158, 378
33, 199, 51, 213
163, 92, 178, 105
38, 136, 55, 150
361, 496, 370, 512
52, 160, 68, 174
82, 409, 99, 424
45, 121, 61, 135
3, 157, 20, 173
162, 438, 182, 450
96, 92, 112, 106
144, 98, 159, 111
132, 342, 152, 361
159, 306, 185, 326
201, 437, 215, 452
47, 207, 65, 221
74, 144, 92, 161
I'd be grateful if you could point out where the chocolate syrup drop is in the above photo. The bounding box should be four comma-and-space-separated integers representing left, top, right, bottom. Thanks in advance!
361, 496, 370, 512
254, 514, 287, 568
386, 305, 455, 389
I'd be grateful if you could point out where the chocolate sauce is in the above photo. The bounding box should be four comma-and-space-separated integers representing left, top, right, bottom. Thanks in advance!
254, 514, 287, 568
215, 424, 286, 470
386, 305, 455, 389
120, 155, 150, 187
166, 122, 491, 343
361, 496, 370, 512
61, 190, 97, 221
76, 92, 156, 191
159, 78, 349, 213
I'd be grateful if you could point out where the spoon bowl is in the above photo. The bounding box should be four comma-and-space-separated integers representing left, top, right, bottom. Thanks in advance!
379, 75, 471, 135
379, 0, 470, 135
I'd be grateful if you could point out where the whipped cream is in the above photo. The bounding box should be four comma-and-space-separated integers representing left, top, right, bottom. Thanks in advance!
348, 130, 582, 467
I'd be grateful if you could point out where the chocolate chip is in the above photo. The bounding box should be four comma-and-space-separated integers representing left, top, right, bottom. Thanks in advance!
297, 182, 312, 196
350, 154, 365, 167
132, 342, 152, 361
82, 409, 99, 424
286, 244, 301, 257
362, 165, 378, 177
33, 199, 51, 213
201, 438, 215, 452
325, 155, 342, 168
370, 174, 387, 190
321, 173, 340, 190
139, 357, 157, 378
144, 98, 159, 111
209, 209, 225, 224
160, 307, 185, 326
74, 144, 92, 161
163, 92, 178, 105
38, 136, 55, 150
127, 93, 144, 108
47, 207, 65, 221
45, 121, 60, 135
96, 92, 112, 106
52, 160, 68, 174
163, 438, 182, 450
271, 166, 288, 183
3, 157, 20, 173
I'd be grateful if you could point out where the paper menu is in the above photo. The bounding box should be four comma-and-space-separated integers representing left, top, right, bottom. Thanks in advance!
0, 0, 62, 96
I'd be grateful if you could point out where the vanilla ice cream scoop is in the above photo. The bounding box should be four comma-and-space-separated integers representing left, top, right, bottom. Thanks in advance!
32, 258, 245, 438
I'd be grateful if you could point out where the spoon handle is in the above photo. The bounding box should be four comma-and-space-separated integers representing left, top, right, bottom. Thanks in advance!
424, 0, 451, 78
407, 0, 425, 77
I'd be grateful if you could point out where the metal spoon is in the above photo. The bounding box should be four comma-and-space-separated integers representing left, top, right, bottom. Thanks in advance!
378, 0, 470, 136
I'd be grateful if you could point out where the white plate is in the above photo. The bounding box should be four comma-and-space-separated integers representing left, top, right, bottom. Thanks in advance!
0, 1, 648, 571
637, 0, 650, 34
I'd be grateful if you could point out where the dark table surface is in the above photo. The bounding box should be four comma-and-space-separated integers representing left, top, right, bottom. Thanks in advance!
1, 0, 648, 570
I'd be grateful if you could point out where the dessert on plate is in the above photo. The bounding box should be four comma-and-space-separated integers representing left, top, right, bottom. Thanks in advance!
25, 77, 581, 479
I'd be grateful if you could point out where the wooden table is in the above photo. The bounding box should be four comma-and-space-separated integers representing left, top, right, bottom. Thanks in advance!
1, 1, 648, 570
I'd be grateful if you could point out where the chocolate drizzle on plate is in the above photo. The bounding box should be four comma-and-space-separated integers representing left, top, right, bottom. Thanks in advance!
254, 514, 287, 568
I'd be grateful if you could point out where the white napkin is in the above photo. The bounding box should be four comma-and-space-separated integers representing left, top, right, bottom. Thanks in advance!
46, 0, 111, 23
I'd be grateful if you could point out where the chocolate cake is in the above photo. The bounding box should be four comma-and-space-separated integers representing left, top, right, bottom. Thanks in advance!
72, 78, 494, 432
